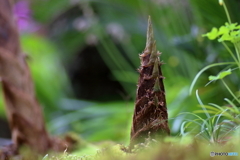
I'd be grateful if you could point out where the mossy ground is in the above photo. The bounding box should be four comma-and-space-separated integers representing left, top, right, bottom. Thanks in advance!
16, 135, 240, 160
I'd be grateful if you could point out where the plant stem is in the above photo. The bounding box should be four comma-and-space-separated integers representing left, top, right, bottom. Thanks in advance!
222, 0, 231, 24
222, 42, 238, 65
221, 79, 240, 104
233, 42, 240, 69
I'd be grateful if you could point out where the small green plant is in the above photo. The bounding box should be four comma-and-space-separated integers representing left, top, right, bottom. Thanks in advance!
188, 0, 240, 143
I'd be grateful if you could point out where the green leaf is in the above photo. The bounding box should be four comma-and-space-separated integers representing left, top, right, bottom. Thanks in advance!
208, 69, 232, 81
230, 31, 238, 36
189, 62, 235, 94
218, 33, 231, 42
225, 23, 238, 30
204, 23, 240, 42
208, 75, 218, 81
202, 28, 218, 40
218, 26, 228, 35
217, 69, 232, 79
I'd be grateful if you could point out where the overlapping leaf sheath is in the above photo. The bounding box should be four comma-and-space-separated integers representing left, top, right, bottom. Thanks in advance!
130, 17, 170, 147
0, 0, 66, 154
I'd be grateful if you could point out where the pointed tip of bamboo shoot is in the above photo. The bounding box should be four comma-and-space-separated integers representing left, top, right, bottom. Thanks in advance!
146, 16, 154, 54
148, 41, 158, 65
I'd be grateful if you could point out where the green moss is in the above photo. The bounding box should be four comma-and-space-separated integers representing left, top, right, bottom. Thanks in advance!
33, 135, 239, 160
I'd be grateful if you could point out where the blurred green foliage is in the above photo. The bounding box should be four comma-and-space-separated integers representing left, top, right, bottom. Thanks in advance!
20, 34, 70, 120
1, 0, 240, 147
